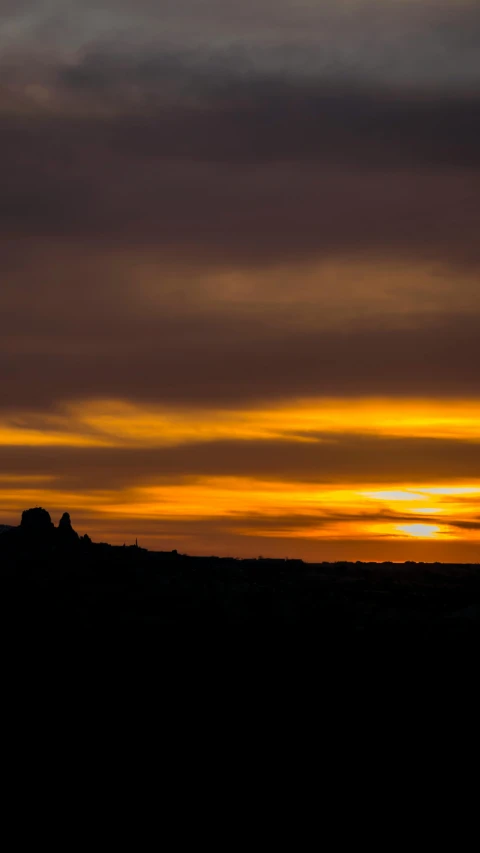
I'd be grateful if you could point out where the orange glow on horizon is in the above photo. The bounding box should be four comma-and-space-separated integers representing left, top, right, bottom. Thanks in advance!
2, 396, 480, 559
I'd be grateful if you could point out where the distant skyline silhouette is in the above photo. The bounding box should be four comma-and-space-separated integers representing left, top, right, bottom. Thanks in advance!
2, 505, 480, 633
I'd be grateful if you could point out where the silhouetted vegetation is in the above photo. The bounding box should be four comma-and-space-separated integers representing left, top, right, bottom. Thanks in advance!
1, 507, 480, 635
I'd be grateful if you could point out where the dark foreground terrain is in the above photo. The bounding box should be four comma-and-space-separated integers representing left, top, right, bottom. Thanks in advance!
2, 508, 480, 636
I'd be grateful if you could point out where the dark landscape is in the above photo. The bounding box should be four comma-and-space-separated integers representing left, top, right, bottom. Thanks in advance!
2, 508, 480, 635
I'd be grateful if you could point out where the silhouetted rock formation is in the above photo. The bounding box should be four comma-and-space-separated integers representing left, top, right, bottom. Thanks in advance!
58, 512, 79, 545
21, 507, 54, 534
0, 507, 84, 553
19, 506, 55, 549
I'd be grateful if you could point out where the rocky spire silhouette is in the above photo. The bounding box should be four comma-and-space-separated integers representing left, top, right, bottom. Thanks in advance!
57, 512, 79, 544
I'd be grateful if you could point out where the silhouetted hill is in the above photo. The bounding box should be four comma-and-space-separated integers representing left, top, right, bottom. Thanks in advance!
1, 507, 480, 634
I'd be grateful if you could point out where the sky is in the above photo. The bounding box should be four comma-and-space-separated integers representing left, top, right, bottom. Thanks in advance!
1, 0, 480, 561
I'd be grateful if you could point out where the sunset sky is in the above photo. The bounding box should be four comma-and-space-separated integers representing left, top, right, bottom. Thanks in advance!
1, 1, 480, 561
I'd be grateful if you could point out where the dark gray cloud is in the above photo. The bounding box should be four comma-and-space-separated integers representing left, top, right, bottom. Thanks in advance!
2, 434, 480, 489
3, 47, 480, 165
1, 306, 480, 409
58, 69, 480, 170
1, 35, 479, 276
2, 2, 480, 89
0, 110, 478, 270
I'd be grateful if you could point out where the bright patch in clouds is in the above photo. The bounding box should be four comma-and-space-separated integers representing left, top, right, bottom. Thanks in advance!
396, 524, 441, 539
363, 490, 425, 502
